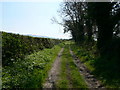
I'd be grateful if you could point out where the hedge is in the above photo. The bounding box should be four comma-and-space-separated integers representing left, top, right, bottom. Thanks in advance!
2, 31, 62, 66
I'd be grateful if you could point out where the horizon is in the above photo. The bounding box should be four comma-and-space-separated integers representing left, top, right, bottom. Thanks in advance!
1, 2, 71, 39
1, 30, 71, 39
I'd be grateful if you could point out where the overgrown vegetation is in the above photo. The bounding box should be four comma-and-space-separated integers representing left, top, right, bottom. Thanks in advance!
56, 44, 88, 88
58, 1, 120, 88
2, 43, 64, 88
70, 42, 120, 88
2, 31, 62, 66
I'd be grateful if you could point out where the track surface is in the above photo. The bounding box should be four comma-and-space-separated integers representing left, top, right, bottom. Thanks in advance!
43, 46, 104, 88
43, 48, 64, 88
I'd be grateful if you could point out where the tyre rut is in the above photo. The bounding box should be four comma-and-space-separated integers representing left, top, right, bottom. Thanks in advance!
69, 48, 105, 88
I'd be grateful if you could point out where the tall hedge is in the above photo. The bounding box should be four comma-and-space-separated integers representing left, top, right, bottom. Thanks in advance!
2, 31, 61, 66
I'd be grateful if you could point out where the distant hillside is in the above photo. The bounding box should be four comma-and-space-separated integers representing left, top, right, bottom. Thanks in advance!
0, 31, 56, 39
26, 34, 55, 39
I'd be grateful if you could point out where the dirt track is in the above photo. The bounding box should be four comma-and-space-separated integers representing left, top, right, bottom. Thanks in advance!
43, 48, 64, 88
43, 46, 104, 88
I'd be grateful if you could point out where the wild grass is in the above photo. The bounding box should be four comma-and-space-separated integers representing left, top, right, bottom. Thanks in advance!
2, 43, 64, 89
70, 41, 120, 88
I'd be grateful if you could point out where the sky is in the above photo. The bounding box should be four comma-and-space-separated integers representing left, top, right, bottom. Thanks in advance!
0, 2, 71, 39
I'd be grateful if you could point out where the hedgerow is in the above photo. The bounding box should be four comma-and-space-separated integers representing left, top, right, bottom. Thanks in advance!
2, 31, 62, 66
2, 43, 63, 88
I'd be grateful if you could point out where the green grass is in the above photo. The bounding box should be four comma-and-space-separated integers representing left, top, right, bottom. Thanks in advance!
56, 44, 88, 88
2, 43, 64, 89
56, 46, 69, 88
70, 42, 120, 88
70, 42, 96, 72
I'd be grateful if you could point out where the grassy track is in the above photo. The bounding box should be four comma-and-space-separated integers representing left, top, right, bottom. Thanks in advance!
56, 44, 88, 88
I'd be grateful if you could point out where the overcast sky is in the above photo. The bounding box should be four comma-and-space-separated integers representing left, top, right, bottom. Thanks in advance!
0, 2, 70, 39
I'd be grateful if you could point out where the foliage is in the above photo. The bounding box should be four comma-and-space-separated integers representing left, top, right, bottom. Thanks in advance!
59, 2, 120, 87
2, 43, 63, 88
2, 31, 62, 66
59, 2, 120, 55
60, 2, 85, 43
87, 2, 119, 54
70, 41, 120, 88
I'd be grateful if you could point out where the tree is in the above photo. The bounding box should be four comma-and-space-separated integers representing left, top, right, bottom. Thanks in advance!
59, 1, 120, 55
60, 2, 86, 43
88, 2, 120, 54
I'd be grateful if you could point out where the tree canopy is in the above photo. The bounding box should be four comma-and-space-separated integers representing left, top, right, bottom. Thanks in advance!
59, 1, 120, 54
